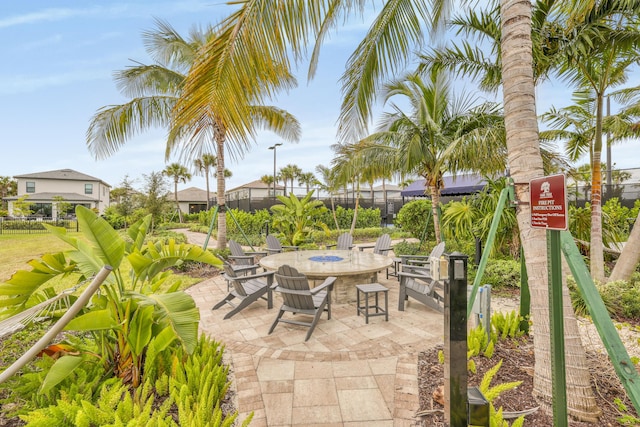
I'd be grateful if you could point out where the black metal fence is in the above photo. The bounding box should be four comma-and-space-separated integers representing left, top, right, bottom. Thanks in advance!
0, 217, 79, 235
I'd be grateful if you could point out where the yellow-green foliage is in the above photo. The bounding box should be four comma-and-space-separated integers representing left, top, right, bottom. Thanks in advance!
479, 360, 525, 427
468, 325, 491, 358
438, 349, 445, 364
491, 310, 524, 339
13, 335, 243, 427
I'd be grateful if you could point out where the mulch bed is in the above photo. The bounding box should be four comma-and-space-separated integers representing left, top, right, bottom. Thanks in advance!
417, 335, 638, 426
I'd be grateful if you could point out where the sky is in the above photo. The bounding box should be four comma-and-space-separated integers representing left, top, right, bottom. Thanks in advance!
1, 1, 638, 194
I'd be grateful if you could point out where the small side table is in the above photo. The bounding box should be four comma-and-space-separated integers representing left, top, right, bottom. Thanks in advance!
387, 257, 402, 280
356, 283, 389, 323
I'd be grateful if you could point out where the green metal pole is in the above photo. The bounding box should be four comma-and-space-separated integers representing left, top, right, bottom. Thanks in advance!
227, 208, 258, 251
202, 206, 219, 250
561, 230, 640, 414
468, 188, 509, 317
519, 246, 530, 334
548, 229, 567, 426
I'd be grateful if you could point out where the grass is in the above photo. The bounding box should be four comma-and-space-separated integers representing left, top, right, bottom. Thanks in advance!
0, 232, 203, 291
0, 233, 81, 282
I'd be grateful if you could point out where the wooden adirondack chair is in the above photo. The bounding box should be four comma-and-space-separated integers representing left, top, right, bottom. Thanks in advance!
212, 263, 274, 319
265, 235, 300, 255
400, 241, 446, 275
326, 232, 353, 250
358, 234, 392, 256
269, 264, 336, 341
397, 269, 445, 313
228, 240, 267, 267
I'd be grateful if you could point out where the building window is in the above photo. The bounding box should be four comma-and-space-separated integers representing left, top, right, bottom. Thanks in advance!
26, 182, 35, 193
85, 184, 93, 194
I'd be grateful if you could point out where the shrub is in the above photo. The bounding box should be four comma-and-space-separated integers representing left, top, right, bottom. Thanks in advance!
470, 259, 521, 290
319, 205, 381, 230
395, 200, 435, 240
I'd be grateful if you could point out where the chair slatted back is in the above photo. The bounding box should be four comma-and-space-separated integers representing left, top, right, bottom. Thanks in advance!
228, 240, 252, 265
430, 242, 446, 259
266, 235, 283, 254
222, 263, 248, 297
374, 234, 392, 255
274, 265, 315, 310
336, 233, 353, 250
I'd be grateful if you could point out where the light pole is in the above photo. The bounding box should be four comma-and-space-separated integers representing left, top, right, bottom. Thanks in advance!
268, 143, 282, 199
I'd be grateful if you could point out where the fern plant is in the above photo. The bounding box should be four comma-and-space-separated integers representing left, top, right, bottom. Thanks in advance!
479, 360, 525, 427
491, 310, 524, 339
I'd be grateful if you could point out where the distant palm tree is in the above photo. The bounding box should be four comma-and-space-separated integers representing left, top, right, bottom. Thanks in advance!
163, 163, 191, 223
279, 164, 302, 196
297, 172, 316, 194
315, 165, 340, 229
194, 153, 217, 209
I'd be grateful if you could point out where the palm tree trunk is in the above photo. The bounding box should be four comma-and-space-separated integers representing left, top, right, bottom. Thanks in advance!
349, 179, 361, 234
215, 126, 227, 250
174, 179, 182, 223
205, 167, 211, 210
590, 94, 605, 282
500, 0, 599, 420
429, 184, 442, 244
608, 210, 640, 282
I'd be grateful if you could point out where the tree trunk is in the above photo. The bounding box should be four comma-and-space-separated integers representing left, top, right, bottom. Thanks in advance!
429, 184, 442, 244
205, 166, 211, 210
215, 126, 227, 250
174, 179, 183, 223
500, 0, 599, 420
608, 210, 640, 282
590, 94, 605, 282
349, 179, 360, 235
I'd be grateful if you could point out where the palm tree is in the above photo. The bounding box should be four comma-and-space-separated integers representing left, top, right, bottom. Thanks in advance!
365, 69, 506, 243
315, 164, 340, 230
279, 164, 302, 196
297, 172, 316, 194
86, 19, 300, 250
193, 153, 216, 209
163, 163, 191, 223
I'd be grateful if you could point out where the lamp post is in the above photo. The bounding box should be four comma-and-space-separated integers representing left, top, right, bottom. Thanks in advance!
268, 143, 282, 199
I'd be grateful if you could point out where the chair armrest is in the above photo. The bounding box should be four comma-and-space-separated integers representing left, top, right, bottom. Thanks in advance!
233, 270, 274, 281
245, 250, 268, 257
398, 271, 434, 282
358, 244, 375, 251
325, 243, 337, 249
229, 255, 256, 262
282, 245, 300, 251
232, 264, 260, 273
311, 276, 337, 294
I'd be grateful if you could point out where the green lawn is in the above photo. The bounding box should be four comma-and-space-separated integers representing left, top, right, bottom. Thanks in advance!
0, 233, 202, 290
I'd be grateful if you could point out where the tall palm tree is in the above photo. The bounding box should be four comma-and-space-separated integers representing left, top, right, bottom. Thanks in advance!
315, 164, 340, 230
163, 163, 191, 223
366, 69, 506, 243
86, 19, 301, 250
194, 153, 217, 209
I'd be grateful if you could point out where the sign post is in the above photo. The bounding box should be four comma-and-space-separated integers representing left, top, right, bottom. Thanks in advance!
530, 174, 568, 427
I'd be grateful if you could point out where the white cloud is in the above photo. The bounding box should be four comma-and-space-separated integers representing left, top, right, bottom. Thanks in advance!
0, 69, 108, 95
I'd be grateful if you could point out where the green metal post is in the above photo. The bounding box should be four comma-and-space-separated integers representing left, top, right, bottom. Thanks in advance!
202, 205, 219, 250
519, 246, 530, 334
548, 229, 567, 426
227, 208, 258, 251
468, 187, 509, 317
561, 231, 640, 414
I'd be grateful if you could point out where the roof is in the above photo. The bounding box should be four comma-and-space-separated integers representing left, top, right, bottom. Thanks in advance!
13, 169, 111, 187
175, 187, 209, 202
4, 192, 99, 202
401, 174, 487, 197
227, 180, 285, 192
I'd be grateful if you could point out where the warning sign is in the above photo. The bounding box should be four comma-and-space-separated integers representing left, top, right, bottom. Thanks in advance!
530, 174, 568, 230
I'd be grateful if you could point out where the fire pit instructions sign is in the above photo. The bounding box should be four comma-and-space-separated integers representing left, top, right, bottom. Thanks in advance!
530, 174, 568, 230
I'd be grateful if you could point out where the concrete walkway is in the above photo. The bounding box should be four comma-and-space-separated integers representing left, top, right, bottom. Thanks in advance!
182, 231, 443, 426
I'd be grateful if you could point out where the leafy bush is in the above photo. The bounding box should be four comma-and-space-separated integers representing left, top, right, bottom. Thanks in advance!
470, 259, 521, 290
596, 276, 640, 319
395, 199, 435, 240
318, 205, 381, 230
